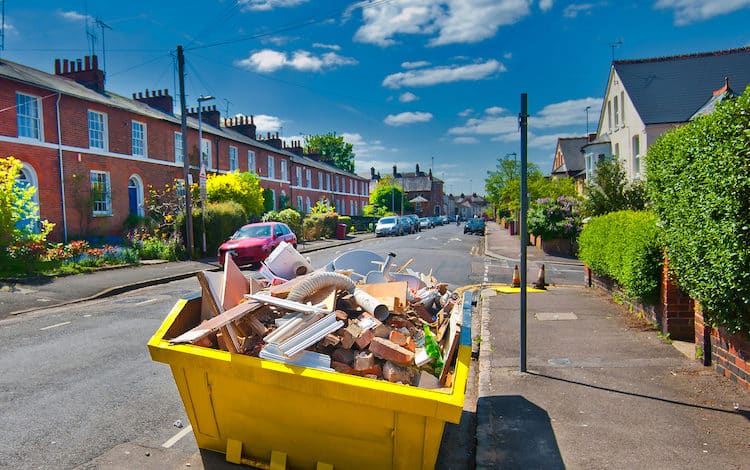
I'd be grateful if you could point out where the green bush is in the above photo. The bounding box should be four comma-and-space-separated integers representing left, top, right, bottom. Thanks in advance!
301, 213, 339, 240
646, 86, 750, 334
578, 210, 664, 303
177, 200, 246, 257
527, 196, 583, 239
338, 216, 352, 232
263, 208, 303, 239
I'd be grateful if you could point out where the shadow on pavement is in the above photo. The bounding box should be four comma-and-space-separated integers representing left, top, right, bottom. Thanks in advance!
529, 371, 749, 421
437, 409, 477, 469
477, 395, 564, 470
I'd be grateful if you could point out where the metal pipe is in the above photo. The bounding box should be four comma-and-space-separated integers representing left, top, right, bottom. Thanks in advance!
519, 93, 528, 373
55, 92, 68, 242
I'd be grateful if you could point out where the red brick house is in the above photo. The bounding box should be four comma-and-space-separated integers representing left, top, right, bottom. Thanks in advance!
0, 55, 369, 242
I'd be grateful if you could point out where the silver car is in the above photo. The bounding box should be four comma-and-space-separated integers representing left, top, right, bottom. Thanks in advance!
375, 216, 402, 237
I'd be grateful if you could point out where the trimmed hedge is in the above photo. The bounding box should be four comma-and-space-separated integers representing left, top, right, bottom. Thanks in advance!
177, 200, 246, 257
262, 208, 303, 240
647, 86, 750, 334
578, 210, 664, 303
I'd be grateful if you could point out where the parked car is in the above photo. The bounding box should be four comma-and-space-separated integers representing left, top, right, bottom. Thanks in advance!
404, 214, 421, 232
419, 217, 434, 229
399, 216, 416, 234
375, 216, 402, 237
464, 217, 486, 235
217, 222, 297, 267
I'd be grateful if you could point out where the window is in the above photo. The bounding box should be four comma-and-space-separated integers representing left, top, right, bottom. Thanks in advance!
306, 197, 311, 213
132, 121, 146, 157
350, 180, 354, 194
88, 110, 107, 150
326, 174, 331, 191
318, 171, 323, 189
632, 135, 641, 177
296, 167, 302, 186
614, 96, 619, 128
201, 138, 212, 169
306, 169, 312, 188
297, 195, 303, 210
267, 156, 275, 179
335, 176, 340, 192
16, 93, 42, 140
270, 189, 277, 210
90, 171, 111, 216
350, 200, 355, 215
176, 179, 186, 208
174, 132, 183, 163
281, 160, 288, 181
274, 224, 284, 237
607, 101, 612, 130
248, 150, 256, 172
229, 146, 238, 171
620, 92, 625, 122
614, 143, 620, 158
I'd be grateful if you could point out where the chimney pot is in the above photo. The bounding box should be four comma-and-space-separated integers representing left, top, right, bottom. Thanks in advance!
76, 58, 83, 71
251, 115, 255, 125
267, 132, 271, 139
138, 92, 143, 99
55, 59, 61, 75
92, 55, 98, 70
132, 93, 136, 99
164, 88, 168, 95
84, 56, 91, 70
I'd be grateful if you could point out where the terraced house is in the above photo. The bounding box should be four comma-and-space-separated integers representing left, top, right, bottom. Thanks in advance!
0, 55, 370, 242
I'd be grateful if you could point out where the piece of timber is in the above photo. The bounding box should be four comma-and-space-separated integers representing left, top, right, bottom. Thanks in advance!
169, 301, 263, 344
248, 293, 330, 315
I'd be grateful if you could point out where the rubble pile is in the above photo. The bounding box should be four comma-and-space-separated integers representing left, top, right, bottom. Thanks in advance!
170, 242, 465, 390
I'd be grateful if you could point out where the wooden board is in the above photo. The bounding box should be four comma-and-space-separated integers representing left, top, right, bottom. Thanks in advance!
221, 254, 248, 310
356, 281, 408, 313
169, 300, 263, 344
439, 301, 463, 385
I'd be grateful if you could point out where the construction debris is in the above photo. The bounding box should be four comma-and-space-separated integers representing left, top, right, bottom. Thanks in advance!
170, 243, 467, 389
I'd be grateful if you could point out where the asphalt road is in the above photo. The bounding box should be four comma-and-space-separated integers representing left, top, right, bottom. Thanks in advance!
0, 224, 482, 470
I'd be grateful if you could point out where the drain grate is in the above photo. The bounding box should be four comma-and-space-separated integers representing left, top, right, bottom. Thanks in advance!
535, 312, 578, 321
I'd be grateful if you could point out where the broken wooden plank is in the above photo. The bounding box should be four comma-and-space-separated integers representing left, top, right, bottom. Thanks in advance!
169, 300, 263, 344
221, 254, 249, 310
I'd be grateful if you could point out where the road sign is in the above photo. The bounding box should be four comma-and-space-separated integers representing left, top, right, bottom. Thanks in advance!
199, 164, 207, 201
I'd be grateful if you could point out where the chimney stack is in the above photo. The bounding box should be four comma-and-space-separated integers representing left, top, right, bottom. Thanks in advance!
186, 105, 221, 128
223, 114, 257, 139
54, 55, 105, 92
133, 88, 174, 114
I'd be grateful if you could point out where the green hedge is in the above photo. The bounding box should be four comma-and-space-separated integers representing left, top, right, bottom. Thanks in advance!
578, 210, 664, 303
646, 86, 750, 334
177, 200, 247, 257
262, 208, 303, 240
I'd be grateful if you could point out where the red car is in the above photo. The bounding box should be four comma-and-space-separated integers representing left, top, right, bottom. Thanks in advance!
217, 222, 297, 267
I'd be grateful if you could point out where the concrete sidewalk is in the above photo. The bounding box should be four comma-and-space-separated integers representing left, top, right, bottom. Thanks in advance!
476, 222, 750, 469
0, 233, 374, 318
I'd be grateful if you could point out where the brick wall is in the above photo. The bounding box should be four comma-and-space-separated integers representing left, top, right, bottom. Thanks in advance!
584, 264, 662, 327
696, 302, 750, 392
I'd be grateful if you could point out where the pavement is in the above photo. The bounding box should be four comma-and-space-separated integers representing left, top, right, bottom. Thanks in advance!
3, 223, 749, 469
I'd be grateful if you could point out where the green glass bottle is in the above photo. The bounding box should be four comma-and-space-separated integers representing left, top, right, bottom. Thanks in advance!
422, 324, 444, 374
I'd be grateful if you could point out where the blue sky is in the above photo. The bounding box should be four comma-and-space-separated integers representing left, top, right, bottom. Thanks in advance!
3, 1, 750, 195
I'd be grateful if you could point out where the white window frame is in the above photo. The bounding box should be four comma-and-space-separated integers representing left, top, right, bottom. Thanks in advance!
267, 156, 275, 179
620, 91, 625, 122
90, 170, 112, 216
296, 167, 302, 186
326, 174, 331, 191
297, 195, 303, 210
132, 120, 147, 157
270, 189, 277, 210
614, 96, 619, 128
248, 150, 256, 172
306, 169, 312, 188
16, 92, 43, 141
201, 137, 212, 169
281, 160, 288, 181
229, 146, 239, 171
335, 176, 340, 192
174, 132, 183, 163
306, 197, 311, 213
88, 110, 108, 150
318, 171, 323, 189
632, 135, 641, 178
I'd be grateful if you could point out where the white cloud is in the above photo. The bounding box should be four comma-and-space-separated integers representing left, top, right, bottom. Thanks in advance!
530, 97, 602, 129
382, 59, 505, 88
563, 3, 596, 18
402, 60, 431, 69
352, 0, 532, 47
528, 133, 564, 149
252, 114, 284, 134
458, 108, 474, 117
235, 49, 358, 73
399, 92, 419, 102
313, 43, 342, 51
539, 0, 554, 11
450, 114, 519, 136
654, 0, 750, 25
485, 106, 507, 115
453, 136, 480, 144
263, 36, 296, 46
59, 10, 92, 22
239, 0, 309, 11
384, 111, 433, 126
503, 52, 513, 59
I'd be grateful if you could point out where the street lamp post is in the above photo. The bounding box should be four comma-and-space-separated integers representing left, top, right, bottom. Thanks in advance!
197, 95, 214, 258
585, 106, 591, 135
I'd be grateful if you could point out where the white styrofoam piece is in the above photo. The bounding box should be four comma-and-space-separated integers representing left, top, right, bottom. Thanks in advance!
259, 344, 334, 371
249, 293, 330, 315
263, 241, 313, 280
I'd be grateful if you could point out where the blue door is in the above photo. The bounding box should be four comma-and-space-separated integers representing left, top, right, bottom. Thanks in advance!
128, 186, 138, 215
14, 174, 40, 233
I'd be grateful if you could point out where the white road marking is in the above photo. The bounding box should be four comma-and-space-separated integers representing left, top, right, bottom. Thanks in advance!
40, 321, 71, 331
134, 298, 159, 306
162, 425, 193, 448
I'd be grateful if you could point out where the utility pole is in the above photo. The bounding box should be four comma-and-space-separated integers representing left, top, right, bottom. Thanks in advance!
198, 95, 215, 258
177, 45, 194, 259
585, 106, 591, 135
519, 93, 529, 373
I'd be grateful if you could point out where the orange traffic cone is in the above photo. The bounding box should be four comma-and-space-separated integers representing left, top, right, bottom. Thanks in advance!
511, 264, 521, 288
533, 264, 547, 290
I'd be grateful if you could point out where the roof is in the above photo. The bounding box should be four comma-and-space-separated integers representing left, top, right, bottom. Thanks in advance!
552, 137, 587, 174
613, 46, 750, 125
397, 174, 434, 192
0, 57, 364, 180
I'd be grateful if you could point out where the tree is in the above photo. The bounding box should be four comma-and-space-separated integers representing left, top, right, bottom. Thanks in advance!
583, 159, 646, 217
202, 171, 265, 217
369, 175, 410, 213
304, 133, 355, 173
485, 157, 550, 212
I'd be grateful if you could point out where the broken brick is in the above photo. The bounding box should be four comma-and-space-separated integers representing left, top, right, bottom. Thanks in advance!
383, 361, 413, 384
389, 329, 407, 346
353, 351, 375, 371
332, 361, 356, 374
373, 324, 392, 339
332, 348, 355, 366
342, 323, 364, 349
369, 337, 415, 366
355, 328, 374, 349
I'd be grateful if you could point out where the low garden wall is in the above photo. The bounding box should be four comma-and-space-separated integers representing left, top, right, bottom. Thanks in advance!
695, 303, 750, 391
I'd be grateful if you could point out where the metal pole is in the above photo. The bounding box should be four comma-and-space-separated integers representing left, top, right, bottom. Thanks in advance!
177, 45, 193, 259
519, 93, 529, 373
198, 105, 206, 257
